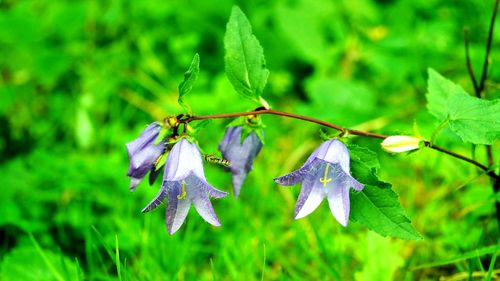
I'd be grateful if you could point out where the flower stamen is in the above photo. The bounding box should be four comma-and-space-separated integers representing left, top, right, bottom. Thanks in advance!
319, 163, 332, 186
177, 180, 187, 199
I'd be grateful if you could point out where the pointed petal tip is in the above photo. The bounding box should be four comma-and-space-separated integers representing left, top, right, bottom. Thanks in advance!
273, 176, 287, 186
129, 178, 141, 191
233, 188, 241, 198
337, 219, 349, 227
167, 226, 178, 235
167, 220, 183, 235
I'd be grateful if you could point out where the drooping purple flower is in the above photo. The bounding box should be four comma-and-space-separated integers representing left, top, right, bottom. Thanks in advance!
218, 126, 263, 198
126, 122, 165, 191
142, 138, 227, 234
274, 139, 364, 226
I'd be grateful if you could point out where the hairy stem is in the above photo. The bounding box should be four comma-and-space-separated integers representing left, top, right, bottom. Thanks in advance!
188, 109, 498, 178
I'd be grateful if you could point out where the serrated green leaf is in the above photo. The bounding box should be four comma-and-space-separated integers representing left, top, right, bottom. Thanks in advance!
224, 6, 269, 104
447, 93, 500, 144
178, 53, 200, 113
348, 144, 384, 186
347, 144, 421, 239
348, 144, 380, 172
350, 185, 422, 240
426, 68, 500, 144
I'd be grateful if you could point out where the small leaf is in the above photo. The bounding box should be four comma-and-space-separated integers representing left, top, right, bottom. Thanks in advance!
426, 68, 500, 144
178, 53, 200, 113
350, 185, 423, 240
190, 120, 211, 131
224, 6, 269, 104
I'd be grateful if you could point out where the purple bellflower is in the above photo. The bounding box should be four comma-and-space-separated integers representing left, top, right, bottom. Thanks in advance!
218, 126, 263, 197
142, 138, 228, 234
274, 139, 364, 226
126, 122, 166, 191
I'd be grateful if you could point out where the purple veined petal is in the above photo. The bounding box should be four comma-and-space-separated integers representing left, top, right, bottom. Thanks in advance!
164, 139, 205, 181
128, 142, 165, 191
218, 126, 241, 152
187, 174, 228, 199
141, 183, 168, 213
295, 179, 326, 219
166, 182, 191, 235
231, 172, 247, 198
219, 128, 263, 197
321, 140, 351, 174
347, 176, 364, 191
327, 184, 351, 227
126, 122, 162, 157
241, 132, 263, 172
127, 143, 165, 175
189, 181, 222, 227
303, 139, 335, 166
274, 159, 317, 186
129, 178, 142, 191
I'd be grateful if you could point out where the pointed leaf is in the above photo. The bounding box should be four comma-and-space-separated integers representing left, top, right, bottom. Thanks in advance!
224, 6, 269, 103
426, 68, 500, 144
178, 53, 200, 113
350, 185, 422, 240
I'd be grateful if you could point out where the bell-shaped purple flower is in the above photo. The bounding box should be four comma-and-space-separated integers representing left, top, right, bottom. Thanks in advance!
218, 126, 263, 198
142, 138, 227, 234
126, 122, 165, 191
274, 139, 364, 226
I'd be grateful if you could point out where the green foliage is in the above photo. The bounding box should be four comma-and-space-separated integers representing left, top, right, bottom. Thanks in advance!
348, 144, 421, 240
224, 6, 269, 105
1, 0, 499, 280
178, 53, 200, 114
427, 68, 500, 144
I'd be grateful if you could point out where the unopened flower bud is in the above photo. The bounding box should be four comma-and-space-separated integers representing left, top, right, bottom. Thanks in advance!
381, 136, 421, 153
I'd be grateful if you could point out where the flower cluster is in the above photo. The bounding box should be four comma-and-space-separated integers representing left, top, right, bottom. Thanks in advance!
126, 122, 364, 234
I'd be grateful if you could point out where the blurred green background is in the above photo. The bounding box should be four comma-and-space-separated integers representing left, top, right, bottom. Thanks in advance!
1, 0, 499, 280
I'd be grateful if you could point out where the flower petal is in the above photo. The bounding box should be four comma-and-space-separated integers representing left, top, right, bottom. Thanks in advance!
347, 176, 364, 191
126, 122, 161, 157
219, 127, 263, 197
141, 183, 168, 213
231, 172, 247, 198
190, 175, 228, 199
129, 177, 142, 191
327, 184, 350, 227
127, 142, 165, 191
164, 139, 205, 181
295, 176, 326, 219
191, 187, 222, 227
274, 160, 316, 186
166, 182, 191, 235
321, 140, 351, 174
218, 126, 240, 152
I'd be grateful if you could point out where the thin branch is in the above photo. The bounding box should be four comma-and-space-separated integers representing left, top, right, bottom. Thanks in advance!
464, 27, 480, 96
478, 0, 500, 94
188, 109, 497, 177
464, 0, 500, 230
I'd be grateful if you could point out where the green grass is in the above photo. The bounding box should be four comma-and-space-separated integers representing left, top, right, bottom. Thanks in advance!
1, 0, 499, 280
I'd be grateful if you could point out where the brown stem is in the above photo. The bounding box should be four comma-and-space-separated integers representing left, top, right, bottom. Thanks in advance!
188, 109, 497, 177
463, 0, 500, 228
464, 27, 480, 96
479, 0, 500, 94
